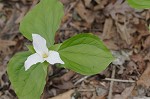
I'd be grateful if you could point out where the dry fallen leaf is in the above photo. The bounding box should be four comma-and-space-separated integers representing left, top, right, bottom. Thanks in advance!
144, 52, 150, 61
135, 20, 150, 41
143, 35, 150, 49
61, 70, 75, 81
49, 90, 75, 99
0, 10, 18, 35
102, 18, 113, 40
113, 85, 135, 99
15, 7, 28, 24
83, 0, 92, 8
94, 0, 108, 10
0, 40, 16, 48
137, 62, 150, 88
103, 39, 119, 50
0, 3, 4, 11
112, 50, 131, 65
126, 61, 138, 75
96, 87, 107, 98
104, 0, 135, 20
53, 81, 74, 90
116, 22, 133, 45
131, 54, 144, 63
130, 66, 150, 98
75, 1, 95, 24
0, 40, 16, 57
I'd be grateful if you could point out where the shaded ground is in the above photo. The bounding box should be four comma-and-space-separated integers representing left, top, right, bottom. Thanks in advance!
0, 0, 150, 99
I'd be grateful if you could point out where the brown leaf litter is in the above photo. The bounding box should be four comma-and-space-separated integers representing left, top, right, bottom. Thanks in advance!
0, 0, 150, 99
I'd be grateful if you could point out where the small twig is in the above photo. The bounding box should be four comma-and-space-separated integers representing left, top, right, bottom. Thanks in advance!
108, 66, 116, 99
74, 76, 90, 85
104, 78, 135, 83
78, 88, 95, 92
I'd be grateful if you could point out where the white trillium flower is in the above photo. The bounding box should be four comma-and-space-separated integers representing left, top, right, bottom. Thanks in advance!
24, 34, 64, 71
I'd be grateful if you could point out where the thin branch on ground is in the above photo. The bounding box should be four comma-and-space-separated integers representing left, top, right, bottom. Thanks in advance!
104, 78, 135, 83
78, 88, 95, 92
74, 76, 90, 86
108, 66, 116, 99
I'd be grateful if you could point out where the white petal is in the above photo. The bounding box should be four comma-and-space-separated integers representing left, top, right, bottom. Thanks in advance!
32, 34, 49, 56
45, 51, 64, 64
24, 53, 44, 71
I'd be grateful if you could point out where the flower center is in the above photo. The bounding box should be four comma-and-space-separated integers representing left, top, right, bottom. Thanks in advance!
42, 53, 48, 58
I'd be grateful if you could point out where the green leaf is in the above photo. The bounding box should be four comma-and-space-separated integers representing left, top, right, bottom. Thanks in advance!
7, 52, 48, 99
49, 43, 62, 51
20, 0, 64, 46
58, 33, 115, 75
127, 0, 150, 9
26, 45, 35, 53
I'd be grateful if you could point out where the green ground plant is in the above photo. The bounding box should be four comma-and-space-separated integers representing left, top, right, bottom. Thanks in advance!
7, 0, 115, 99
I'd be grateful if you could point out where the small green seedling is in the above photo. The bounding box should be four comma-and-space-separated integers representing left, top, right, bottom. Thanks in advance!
127, 0, 150, 33
7, 0, 114, 99
127, 0, 150, 9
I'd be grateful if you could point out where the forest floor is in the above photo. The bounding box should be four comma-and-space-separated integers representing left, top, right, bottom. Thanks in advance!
0, 0, 150, 99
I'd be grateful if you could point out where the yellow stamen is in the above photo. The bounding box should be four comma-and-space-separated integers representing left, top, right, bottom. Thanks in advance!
42, 53, 48, 58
